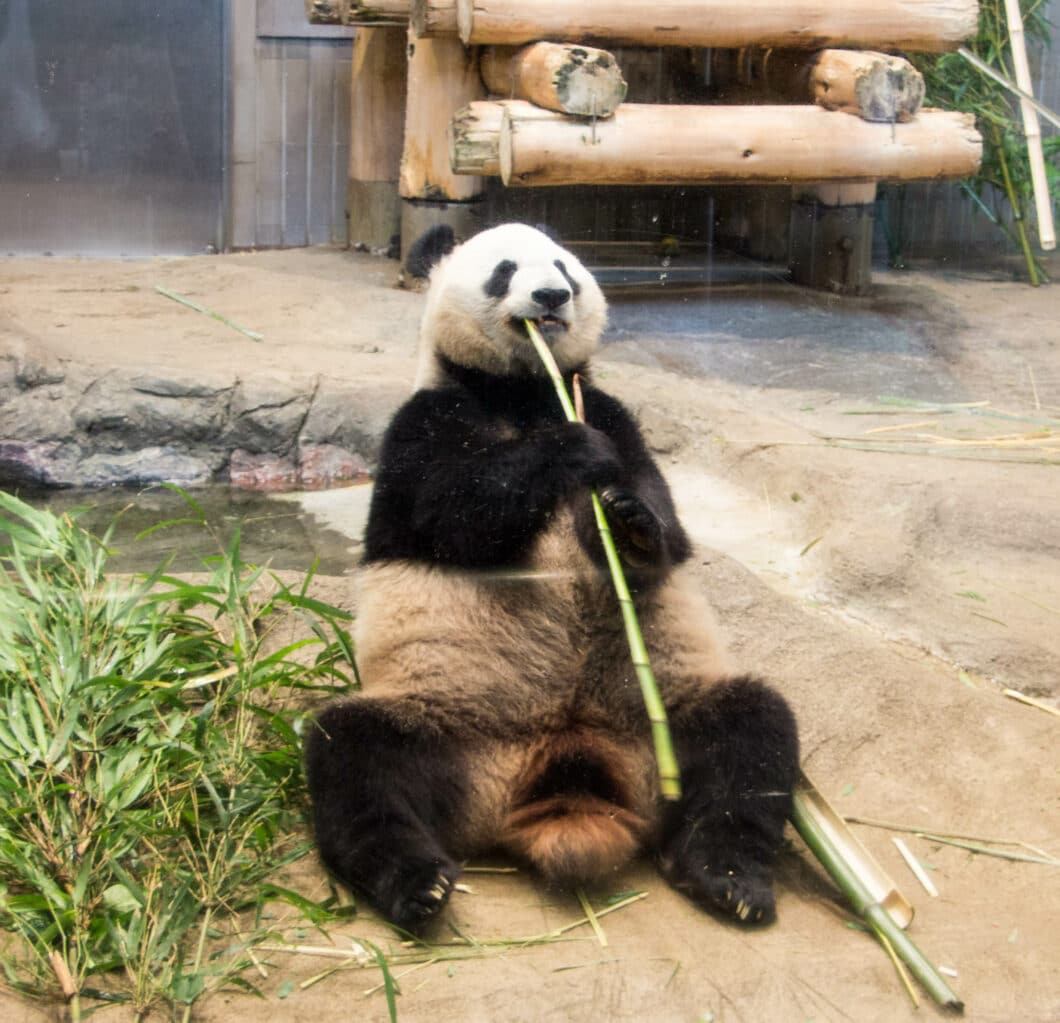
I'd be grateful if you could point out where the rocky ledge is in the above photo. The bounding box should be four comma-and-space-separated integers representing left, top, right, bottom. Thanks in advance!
0, 344, 404, 491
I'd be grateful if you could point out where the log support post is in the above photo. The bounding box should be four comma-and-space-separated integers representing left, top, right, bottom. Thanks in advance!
400, 33, 486, 271
348, 27, 409, 250
789, 183, 878, 295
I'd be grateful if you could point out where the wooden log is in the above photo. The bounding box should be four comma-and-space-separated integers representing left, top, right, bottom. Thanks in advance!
811, 50, 924, 121
401, 34, 485, 200
449, 100, 553, 175
341, 0, 411, 24
411, 0, 458, 37
348, 27, 408, 247
305, 0, 344, 23
480, 43, 627, 117
491, 103, 981, 187
790, 183, 878, 294
715, 48, 925, 122
455, 0, 978, 51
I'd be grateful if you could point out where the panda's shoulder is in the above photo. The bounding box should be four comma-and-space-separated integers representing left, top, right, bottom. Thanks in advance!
385, 384, 488, 438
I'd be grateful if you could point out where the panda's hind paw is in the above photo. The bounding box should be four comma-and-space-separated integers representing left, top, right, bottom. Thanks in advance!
388, 860, 459, 933
662, 855, 777, 926
697, 868, 776, 926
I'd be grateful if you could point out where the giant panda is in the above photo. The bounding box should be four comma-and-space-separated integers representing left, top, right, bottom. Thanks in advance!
305, 222, 799, 933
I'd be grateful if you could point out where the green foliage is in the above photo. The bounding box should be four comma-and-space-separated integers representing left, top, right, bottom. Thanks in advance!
911, 0, 1058, 283
0, 490, 356, 1019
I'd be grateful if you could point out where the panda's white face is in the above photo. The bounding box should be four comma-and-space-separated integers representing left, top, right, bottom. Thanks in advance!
416, 224, 607, 384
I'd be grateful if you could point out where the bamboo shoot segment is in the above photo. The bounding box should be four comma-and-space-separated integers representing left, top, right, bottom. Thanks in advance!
494, 104, 981, 187
456, 0, 979, 51
481, 43, 627, 117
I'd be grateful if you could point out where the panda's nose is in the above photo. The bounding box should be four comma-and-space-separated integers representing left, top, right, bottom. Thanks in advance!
531, 287, 571, 311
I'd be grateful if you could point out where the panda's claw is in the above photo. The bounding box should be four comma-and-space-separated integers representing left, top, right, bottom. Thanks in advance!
389, 862, 459, 932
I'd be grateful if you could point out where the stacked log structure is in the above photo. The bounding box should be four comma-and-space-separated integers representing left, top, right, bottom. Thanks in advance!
314, 0, 983, 291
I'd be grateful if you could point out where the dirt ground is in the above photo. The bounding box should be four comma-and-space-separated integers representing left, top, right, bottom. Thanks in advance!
1, 246, 1058, 1022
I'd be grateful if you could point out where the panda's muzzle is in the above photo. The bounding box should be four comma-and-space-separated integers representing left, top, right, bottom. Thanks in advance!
518, 287, 572, 338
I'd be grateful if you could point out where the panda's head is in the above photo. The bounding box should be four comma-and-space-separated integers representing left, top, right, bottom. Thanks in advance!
407, 223, 607, 385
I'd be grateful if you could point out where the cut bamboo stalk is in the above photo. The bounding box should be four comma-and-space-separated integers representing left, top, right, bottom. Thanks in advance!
525, 321, 681, 801
791, 778, 963, 1012
454, 0, 979, 51
480, 43, 627, 117
1002, 0, 1056, 250
488, 104, 980, 187
411, 0, 458, 36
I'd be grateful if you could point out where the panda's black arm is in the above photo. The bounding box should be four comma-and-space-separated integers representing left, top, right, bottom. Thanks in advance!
364, 389, 621, 567
576, 384, 691, 576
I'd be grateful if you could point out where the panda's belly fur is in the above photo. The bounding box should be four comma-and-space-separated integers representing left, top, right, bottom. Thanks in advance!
352, 508, 732, 878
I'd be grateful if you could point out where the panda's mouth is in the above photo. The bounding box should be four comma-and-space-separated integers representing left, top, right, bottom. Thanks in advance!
517, 314, 569, 338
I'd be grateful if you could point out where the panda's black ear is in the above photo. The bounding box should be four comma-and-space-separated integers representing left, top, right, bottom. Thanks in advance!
406, 225, 457, 278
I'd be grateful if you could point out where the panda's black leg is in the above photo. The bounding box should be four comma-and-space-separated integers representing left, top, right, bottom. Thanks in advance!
304, 698, 467, 933
658, 676, 799, 926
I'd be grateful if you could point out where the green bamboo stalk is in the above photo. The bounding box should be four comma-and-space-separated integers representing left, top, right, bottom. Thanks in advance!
524, 319, 681, 801
790, 789, 964, 1012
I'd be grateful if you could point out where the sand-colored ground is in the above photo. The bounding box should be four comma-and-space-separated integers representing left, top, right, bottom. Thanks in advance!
1, 246, 1057, 1022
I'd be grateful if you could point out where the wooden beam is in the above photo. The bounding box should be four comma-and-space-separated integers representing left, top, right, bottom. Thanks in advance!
715, 48, 925, 122
401, 34, 485, 200
348, 27, 408, 247
411, 0, 457, 36
455, 0, 978, 51
483, 103, 981, 187
450, 100, 551, 175
480, 43, 627, 117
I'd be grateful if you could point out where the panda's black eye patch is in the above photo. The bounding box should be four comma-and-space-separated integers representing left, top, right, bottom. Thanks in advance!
484, 260, 518, 298
554, 259, 581, 297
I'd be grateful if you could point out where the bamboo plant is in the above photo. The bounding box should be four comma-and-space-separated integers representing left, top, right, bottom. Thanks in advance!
909, 0, 1058, 284
525, 319, 681, 800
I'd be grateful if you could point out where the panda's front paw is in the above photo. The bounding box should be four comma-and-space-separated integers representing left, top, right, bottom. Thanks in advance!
387, 859, 460, 933
599, 487, 664, 566
660, 853, 777, 926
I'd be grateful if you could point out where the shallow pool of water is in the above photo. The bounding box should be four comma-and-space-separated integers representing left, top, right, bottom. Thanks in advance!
8, 484, 367, 576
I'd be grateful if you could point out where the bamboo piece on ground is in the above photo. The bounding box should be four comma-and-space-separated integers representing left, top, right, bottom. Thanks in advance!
1002, 0, 1056, 250
455, 0, 979, 51
411, 0, 458, 36
714, 49, 924, 122
525, 320, 681, 801
480, 43, 627, 117
791, 785, 963, 1011
495, 104, 981, 187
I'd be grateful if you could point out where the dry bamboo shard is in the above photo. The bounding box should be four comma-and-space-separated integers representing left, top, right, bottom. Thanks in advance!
481, 43, 627, 118
455, 0, 979, 51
